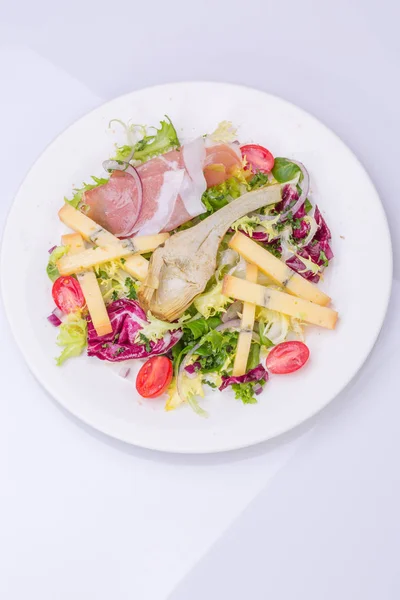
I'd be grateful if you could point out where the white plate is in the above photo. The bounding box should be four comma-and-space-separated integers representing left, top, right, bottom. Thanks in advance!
1, 83, 392, 453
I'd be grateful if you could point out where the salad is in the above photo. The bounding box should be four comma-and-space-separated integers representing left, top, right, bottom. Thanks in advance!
46, 118, 338, 416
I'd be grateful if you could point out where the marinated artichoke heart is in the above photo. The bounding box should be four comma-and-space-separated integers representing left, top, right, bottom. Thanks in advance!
139, 185, 282, 321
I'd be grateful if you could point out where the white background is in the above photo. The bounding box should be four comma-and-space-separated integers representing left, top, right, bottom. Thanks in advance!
1, 2, 399, 599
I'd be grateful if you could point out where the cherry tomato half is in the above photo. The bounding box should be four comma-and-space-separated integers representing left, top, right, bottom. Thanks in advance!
266, 341, 310, 375
52, 276, 85, 314
240, 144, 275, 173
136, 356, 173, 398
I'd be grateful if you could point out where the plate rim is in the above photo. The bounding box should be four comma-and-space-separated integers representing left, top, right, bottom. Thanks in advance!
0, 81, 393, 453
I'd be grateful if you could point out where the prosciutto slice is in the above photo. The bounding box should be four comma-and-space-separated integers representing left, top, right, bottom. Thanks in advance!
84, 170, 142, 237
83, 141, 242, 238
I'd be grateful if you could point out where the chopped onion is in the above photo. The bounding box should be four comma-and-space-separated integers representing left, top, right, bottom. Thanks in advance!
102, 159, 143, 237
48, 245, 57, 254
184, 362, 201, 379
118, 366, 131, 378
215, 319, 241, 332
47, 307, 63, 327
253, 383, 264, 395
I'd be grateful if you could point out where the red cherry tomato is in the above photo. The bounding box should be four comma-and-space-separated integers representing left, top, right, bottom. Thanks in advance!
136, 356, 173, 398
266, 341, 310, 375
52, 276, 85, 314
240, 144, 275, 173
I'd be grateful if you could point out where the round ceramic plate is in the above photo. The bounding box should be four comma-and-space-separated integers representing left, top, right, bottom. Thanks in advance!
1, 83, 392, 453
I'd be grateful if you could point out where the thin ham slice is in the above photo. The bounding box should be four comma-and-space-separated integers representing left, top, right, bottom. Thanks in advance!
133, 141, 209, 234
132, 150, 185, 234
84, 170, 141, 237
83, 142, 242, 238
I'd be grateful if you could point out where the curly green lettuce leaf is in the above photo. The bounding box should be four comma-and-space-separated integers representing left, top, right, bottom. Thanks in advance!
94, 261, 139, 303
248, 172, 269, 189
64, 176, 108, 209
231, 215, 261, 236
55, 315, 87, 366
208, 120, 238, 143
256, 307, 290, 346
201, 176, 243, 215
193, 281, 231, 319
113, 145, 135, 161
46, 245, 69, 282
195, 329, 238, 374
111, 117, 180, 163
137, 117, 180, 162
294, 254, 322, 276
137, 311, 181, 343
183, 315, 221, 341
231, 381, 259, 404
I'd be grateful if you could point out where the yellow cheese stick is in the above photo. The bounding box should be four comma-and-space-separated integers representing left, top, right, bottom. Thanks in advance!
57, 243, 134, 275
232, 263, 258, 377
61, 233, 112, 336
223, 275, 338, 330
58, 204, 168, 281
229, 231, 331, 306
59, 204, 169, 250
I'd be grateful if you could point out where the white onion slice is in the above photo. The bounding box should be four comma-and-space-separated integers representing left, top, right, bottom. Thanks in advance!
297, 215, 318, 248
222, 301, 243, 323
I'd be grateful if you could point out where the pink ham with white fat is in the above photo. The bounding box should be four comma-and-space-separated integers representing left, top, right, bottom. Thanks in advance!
82, 141, 242, 238
84, 169, 142, 238
133, 138, 208, 235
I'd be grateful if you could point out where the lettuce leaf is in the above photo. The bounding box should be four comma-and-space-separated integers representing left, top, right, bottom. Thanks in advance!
195, 329, 238, 374
271, 158, 301, 183
46, 245, 69, 282
193, 281, 231, 319
55, 315, 87, 366
231, 382, 259, 404
183, 315, 221, 341
231, 215, 261, 236
201, 177, 242, 215
112, 117, 180, 164
94, 261, 139, 303
137, 311, 181, 343
208, 121, 238, 143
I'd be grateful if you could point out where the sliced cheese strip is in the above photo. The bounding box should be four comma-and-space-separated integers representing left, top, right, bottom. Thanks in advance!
232, 263, 258, 377
57, 243, 134, 276
58, 204, 169, 250
61, 233, 112, 336
58, 204, 168, 281
229, 231, 331, 307
223, 275, 338, 330
124, 255, 149, 282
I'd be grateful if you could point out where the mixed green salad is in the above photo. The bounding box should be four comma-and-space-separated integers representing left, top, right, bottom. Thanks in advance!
46, 118, 336, 415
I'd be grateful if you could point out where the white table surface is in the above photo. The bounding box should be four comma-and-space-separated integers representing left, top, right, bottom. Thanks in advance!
1, 2, 399, 599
